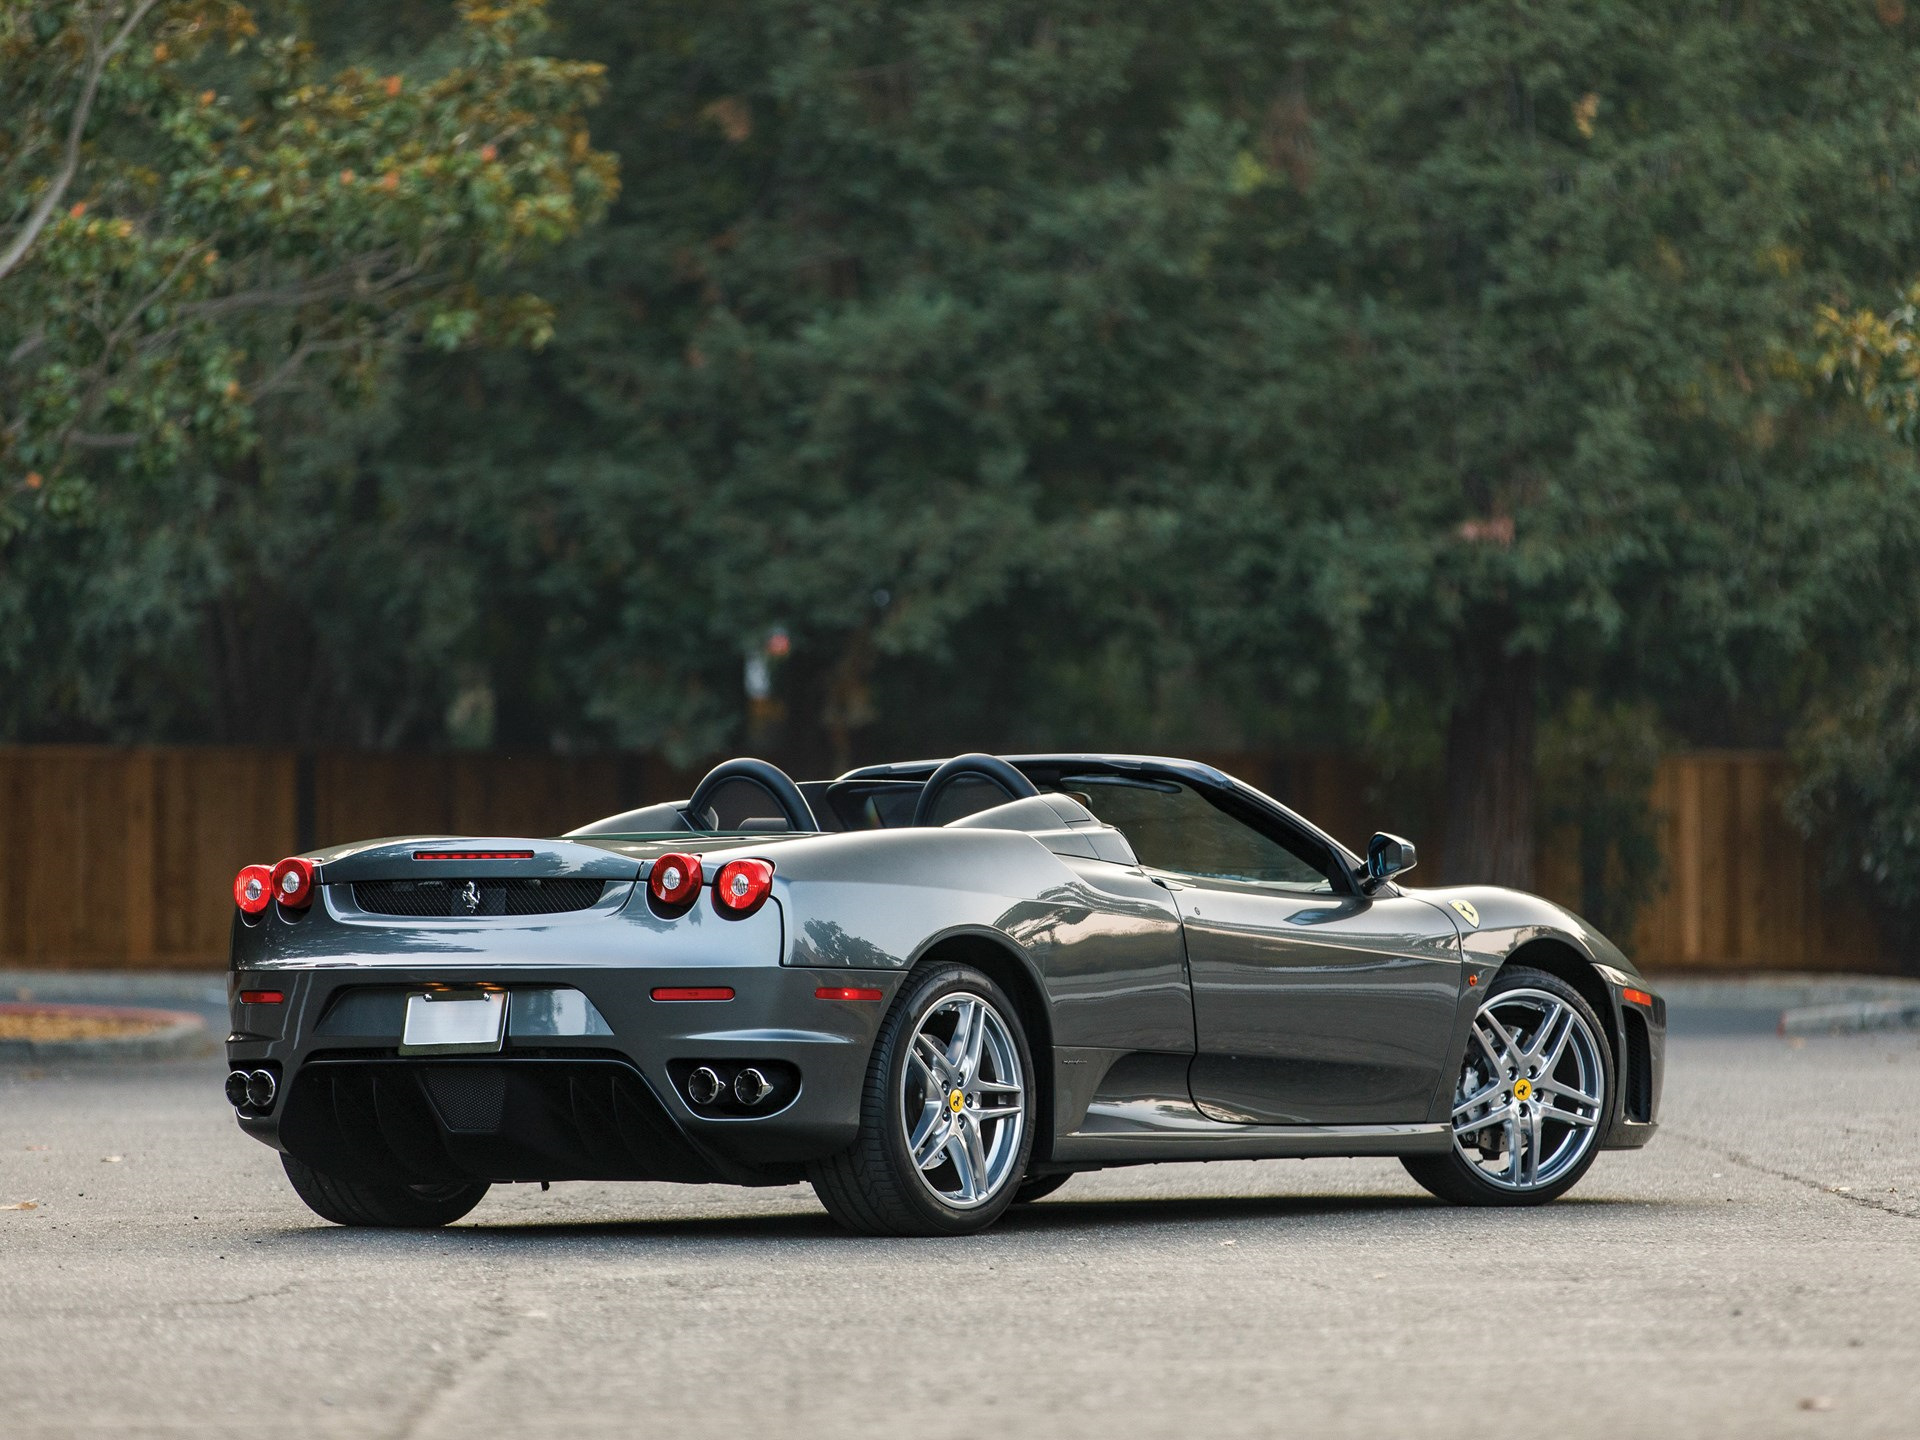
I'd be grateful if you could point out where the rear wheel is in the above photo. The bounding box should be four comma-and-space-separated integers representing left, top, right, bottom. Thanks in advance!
809, 962, 1035, 1236
1401, 966, 1612, 1207
281, 1154, 489, 1228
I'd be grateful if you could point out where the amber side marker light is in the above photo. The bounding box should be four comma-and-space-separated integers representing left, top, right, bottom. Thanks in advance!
816, 986, 884, 1002
1622, 987, 1654, 1008
651, 987, 735, 1002
239, 990, 284, 1005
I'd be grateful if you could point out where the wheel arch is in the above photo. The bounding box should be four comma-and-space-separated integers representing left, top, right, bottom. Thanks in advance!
905, 929, 1056, 1165
1499, 935, 1621, 1095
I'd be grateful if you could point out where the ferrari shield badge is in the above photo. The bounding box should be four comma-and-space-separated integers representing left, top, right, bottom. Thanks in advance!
1449, 899, 1480, 928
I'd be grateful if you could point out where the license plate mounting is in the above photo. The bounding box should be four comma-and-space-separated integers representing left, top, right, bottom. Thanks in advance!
400, 989, 508, 1055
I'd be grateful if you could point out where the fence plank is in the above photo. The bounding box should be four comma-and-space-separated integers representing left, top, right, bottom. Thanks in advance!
0, 745, 1896, 973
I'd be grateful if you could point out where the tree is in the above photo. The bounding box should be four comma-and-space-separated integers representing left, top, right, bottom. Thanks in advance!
274, 0, 1920, 867
0, 0, 614, 527
1134, 0, 1920, 883
0, 0, 615, 738
1790, 262, 1920, 971
11, 0, 1920, 949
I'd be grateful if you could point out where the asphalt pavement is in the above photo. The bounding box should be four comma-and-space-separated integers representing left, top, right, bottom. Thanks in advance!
2, 1016, 1917, 1438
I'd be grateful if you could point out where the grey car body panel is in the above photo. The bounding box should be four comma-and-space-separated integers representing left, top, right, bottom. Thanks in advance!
1171, 879, 1464, 1126
226, 752, 1663, 1186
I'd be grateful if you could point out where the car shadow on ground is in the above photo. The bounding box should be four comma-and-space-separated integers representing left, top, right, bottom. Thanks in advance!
261, 1188, 1656, 1248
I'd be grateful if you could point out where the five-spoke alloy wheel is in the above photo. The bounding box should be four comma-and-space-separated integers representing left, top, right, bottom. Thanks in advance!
901, 991, 1027, 1208
1402, 966, 1614, 1206
809, 962, 1035, 1235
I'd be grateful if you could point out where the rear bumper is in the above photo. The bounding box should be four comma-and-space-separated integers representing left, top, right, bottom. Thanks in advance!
226, 963, 900, 1183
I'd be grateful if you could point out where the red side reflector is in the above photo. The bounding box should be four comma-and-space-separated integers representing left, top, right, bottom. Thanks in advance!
239, 990, 284, 1005
815, 986, 884, 1002
650, 987, 735, 1002
1622, 987, 1653, 1008
413, 850, 536, 860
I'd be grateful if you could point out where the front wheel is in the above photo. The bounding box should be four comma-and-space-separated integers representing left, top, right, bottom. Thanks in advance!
1402, 966, 1613, 1206
281, 1154, 489, 1227
808, 963, 1035, 1236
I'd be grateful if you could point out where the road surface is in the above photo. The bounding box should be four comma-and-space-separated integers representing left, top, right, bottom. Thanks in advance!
2, 1016, 1916, 1438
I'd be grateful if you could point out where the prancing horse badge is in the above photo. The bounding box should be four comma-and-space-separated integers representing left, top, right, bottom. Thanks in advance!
1449, 899, 1480, 927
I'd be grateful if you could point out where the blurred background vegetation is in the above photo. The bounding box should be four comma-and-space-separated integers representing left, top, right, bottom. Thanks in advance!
9, 0, 1920, 953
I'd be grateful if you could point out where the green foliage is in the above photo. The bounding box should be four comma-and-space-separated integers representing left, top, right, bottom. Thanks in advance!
1803, 286, 1920, 950
1537, 693, 1665, 937
1818, 282, 1920, 442
10, 0, 1920, 939
1792, 662, 1920, 911
0, 0, 615, 531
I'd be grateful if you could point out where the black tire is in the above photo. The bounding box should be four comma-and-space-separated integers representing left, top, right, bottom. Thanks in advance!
808, 962, 1036, 1236
1402, 965, 1614, 1207
1011, 1172, 1073, 1205
281, 1154, 489, 1228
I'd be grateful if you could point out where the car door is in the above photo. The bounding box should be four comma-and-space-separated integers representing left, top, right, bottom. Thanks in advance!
1069, 774, 1461, 1127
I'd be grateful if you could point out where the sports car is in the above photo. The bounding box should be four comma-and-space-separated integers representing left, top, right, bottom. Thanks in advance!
225, 752, 1664, 1234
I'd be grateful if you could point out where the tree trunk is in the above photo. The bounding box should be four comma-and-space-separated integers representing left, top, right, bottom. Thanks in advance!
1440, 644, 1538, 888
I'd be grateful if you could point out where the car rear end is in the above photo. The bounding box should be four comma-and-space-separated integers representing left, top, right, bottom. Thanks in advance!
225, 836, 900, 1189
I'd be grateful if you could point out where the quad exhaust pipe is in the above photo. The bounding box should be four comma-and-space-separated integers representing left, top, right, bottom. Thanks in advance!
225, 1068, 277, 1111
685, 1066, 724, 1106
683, 1064, 775, 1109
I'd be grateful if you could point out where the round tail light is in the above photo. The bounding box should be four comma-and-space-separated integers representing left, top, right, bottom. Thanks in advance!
649, 852, 703, 907
270, 856, 316, 909
233, 864, 273, 915
713, 858, 773, 915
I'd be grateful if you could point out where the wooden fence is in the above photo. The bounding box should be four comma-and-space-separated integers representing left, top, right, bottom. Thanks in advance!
0, 745, 1894, 973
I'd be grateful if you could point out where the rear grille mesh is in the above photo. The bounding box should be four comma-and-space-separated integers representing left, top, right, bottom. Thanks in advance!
352, 878, 608, 917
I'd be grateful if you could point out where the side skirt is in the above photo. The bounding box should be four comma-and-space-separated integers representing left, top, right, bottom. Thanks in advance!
1051, 1103, 1451, 1164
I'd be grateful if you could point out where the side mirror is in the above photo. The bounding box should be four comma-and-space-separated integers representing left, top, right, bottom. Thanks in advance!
1364, 832, 1417, 890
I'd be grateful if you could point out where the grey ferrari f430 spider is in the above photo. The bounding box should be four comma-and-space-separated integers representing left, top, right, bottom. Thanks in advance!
225, 753, 1663, 1234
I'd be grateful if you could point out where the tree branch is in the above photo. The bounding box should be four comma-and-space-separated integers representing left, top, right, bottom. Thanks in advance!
0, 0, 164, 284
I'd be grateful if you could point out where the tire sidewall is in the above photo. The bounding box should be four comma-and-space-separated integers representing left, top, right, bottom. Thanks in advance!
1441, 966, 1615, 1206
874, 963, 1036, 1234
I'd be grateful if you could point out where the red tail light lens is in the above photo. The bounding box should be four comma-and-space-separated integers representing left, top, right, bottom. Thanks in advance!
650, 986, 735, 1002
713, 858, 774, 915
233, 864, 273, 915
270, 857, 316, 909
649, 853, 703, 907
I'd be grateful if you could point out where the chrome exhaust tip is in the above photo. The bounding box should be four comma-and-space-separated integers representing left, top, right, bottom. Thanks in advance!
686, 1066, 723, 1106
224, 1070, 251, 1108
244, 1069, 277, 1110
733, 1067, 772, 1107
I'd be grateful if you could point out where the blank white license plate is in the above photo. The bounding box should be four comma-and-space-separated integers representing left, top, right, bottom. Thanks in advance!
400, 990, 508, 1055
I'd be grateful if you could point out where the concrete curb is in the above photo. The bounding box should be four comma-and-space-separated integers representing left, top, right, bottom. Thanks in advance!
1650, 973, 1920, 1036
0, 1001, 212, 1063
0, 970, 226, 1008
1778, 995, 1920, 1036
